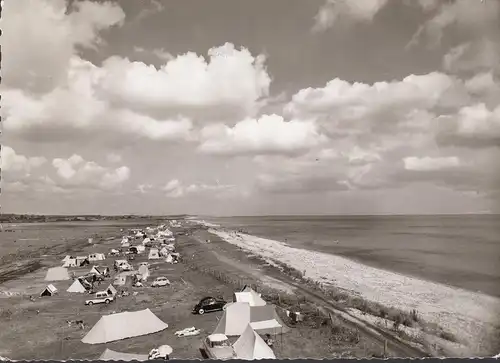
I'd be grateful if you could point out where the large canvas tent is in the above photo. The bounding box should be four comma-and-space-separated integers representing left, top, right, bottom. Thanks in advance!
67, 279, 87, 293
213, 302, 289, 336
99, 349, 148, 361
148, 248, 160, 260
89, 253, 106, 262
40, 284, 58, 297
234, 287, 266, 306
44, 267, 70, 281
82, 308, 168, 344
233, 325, 276, 360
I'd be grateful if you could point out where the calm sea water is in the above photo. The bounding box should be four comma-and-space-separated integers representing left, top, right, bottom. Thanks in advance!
202, 215, 500, 298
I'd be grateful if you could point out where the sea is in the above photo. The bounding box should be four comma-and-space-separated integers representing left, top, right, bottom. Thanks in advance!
201, 214, 500, 298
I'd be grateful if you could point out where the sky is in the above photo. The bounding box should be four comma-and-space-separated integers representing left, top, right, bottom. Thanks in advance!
2, 0, 500, 216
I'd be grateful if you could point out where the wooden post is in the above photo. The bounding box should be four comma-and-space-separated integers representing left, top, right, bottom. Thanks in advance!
384, 339, 387, 357
329, 312, 335, 326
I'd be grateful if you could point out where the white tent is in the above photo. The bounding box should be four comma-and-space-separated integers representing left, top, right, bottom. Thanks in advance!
159, 247, 169, 257
234, 288, 267, 306
67, 279, 87, 293
40, 284, 58, 297
99, 348, 148, 361
81, 308, 169, 344
142, 237, 151, 245
148, 248, 160, 260
137, 265, 150, 281
61, 255, 72, 263
89, 253, 106, 262
233, 325, 276, 360
493, 353, 500, 359
44, 267, 70, 281
213, 303, 289, 336
107, 284, 118, 296
63, 258, 77, 268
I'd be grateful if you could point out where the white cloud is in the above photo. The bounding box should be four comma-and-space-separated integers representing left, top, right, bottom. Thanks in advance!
198, 114, 328, 156
51, 154, 131, 191
312, 0, 388, 32
443, 38, 500, 74
1, 146, 47, 174
408, 0, 500, 49
95, 43, 270, 116
3, 0, 125, 92
404, 156, 461, 171
162, 179, 236, 198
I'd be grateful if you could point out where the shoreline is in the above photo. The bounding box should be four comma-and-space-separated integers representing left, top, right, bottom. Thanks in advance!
201, 223, 500, 355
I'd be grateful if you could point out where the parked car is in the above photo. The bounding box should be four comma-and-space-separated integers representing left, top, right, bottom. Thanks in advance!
151, 277, 170, 287
85, 291, 114, 306
201, 334, 236, 360
193, 297, 227, 315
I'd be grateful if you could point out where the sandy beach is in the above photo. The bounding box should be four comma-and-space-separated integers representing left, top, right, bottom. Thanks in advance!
208, 227, 500, 354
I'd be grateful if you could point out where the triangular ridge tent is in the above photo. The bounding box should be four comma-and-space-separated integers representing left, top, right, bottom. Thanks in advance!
82, 308, 169, 344
148, 248, 160, 260
233, 325, 276, 360
67, 279, 87, 293
44, 267, 70, 281
213, 303, 289, 336
40, 284, 58, 297
61, 255, 73, 263
99, 349, 148, 361
234, 287, 267, 306
107, 284, 118, 296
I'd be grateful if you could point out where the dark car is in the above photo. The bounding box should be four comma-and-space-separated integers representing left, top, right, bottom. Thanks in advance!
193, 296, 227, 315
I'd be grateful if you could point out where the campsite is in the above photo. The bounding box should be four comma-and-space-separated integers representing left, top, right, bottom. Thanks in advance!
0, 220, 403, 360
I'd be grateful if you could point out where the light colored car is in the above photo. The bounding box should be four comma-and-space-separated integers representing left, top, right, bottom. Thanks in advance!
85, 291, 114, 306
151, 277, 170, 287
201, 334, 236, 360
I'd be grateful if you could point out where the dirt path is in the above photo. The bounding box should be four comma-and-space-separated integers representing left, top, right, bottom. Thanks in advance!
188, 228, 430, 358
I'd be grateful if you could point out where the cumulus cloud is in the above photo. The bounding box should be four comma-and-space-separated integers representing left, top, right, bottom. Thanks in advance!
96, 43, 270, 117
51, 154, 131, 191
162, 179, 235, 198
106, 153, 122, 163
198, 114, 327, 156
3, 0, 125, 92
1, 146, 47, 175
284, 72, 470, 140
312, 0, 388, 32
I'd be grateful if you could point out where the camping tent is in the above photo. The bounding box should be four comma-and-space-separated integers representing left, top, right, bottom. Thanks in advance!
107, 284, 118, 296
213, 303, 289, 336
99, 349, 148, 361
44, 267, 70, 281
61, 255, 73, 263
90, 266, 109, 276
159, 247, 169, 257
40, 284, 58, 297
67, 279, 87, 293
234, 287, 266, 306
148, 248, 160, 260
81, 308, 169, 344
63, 257, 77, 268
233, 325, 276, 360
89, 253, 106, 262
76, 256, 90, 266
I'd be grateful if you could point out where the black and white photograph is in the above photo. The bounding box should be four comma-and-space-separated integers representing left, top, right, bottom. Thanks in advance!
1, 0, 500, 360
